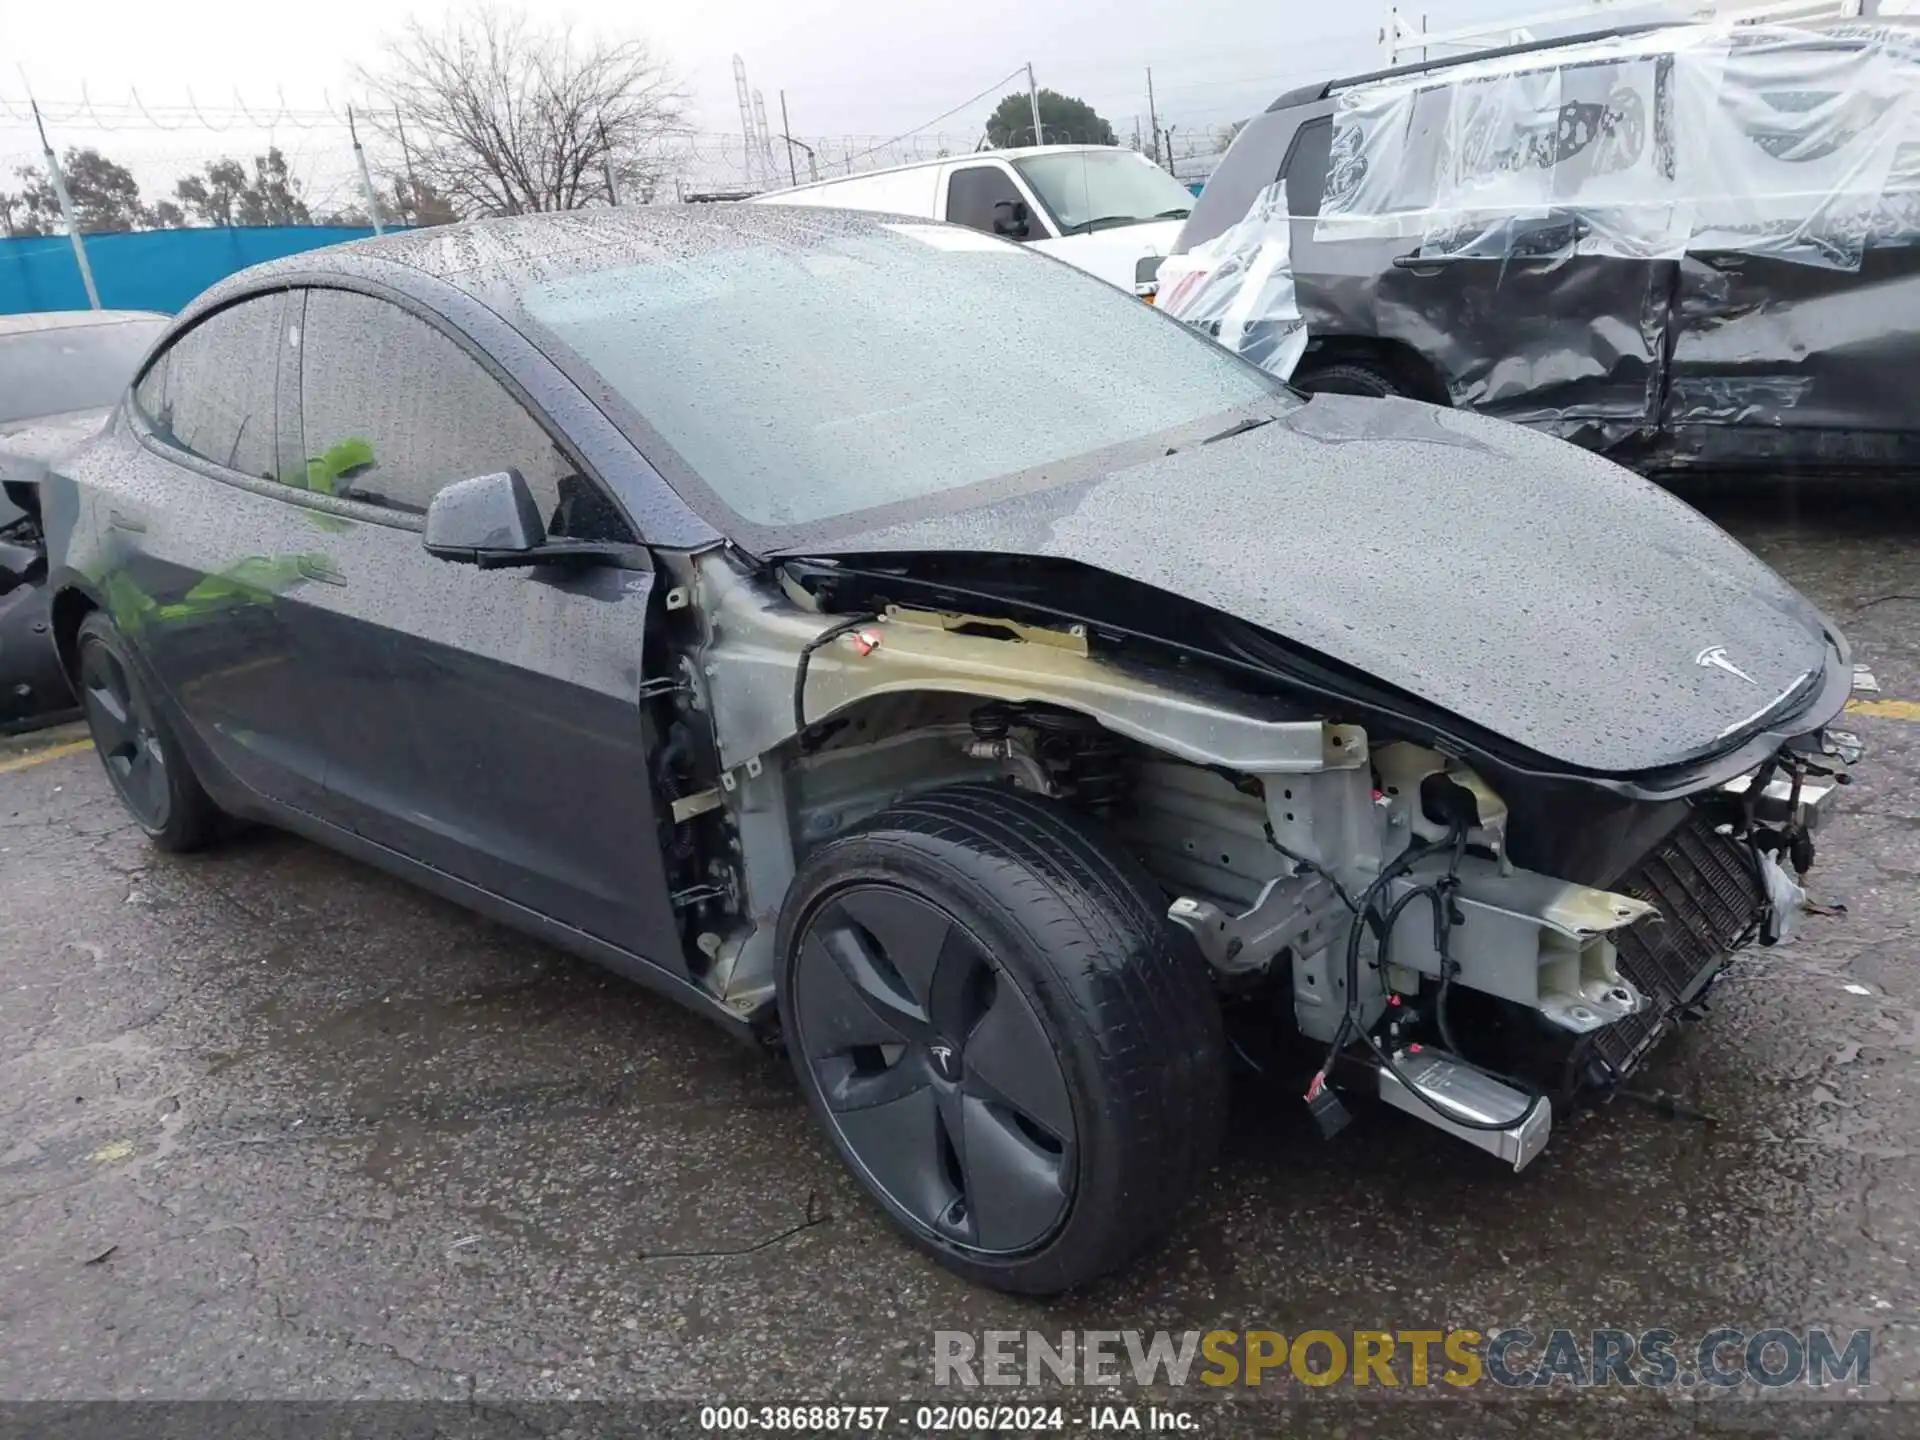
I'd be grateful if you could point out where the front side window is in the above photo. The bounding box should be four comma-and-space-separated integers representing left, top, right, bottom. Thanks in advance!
1013, 151, 1196, 234
134, 298, 282, 478
294, 288, 627, 540
517, 223, 1287, 536
944, 166, 1032, 237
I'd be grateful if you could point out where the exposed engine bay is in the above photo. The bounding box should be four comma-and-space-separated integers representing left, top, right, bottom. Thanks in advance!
642, 545, 1859, 1172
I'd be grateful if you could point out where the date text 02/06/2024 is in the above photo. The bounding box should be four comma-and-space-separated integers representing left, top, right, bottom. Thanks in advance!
698, 1404, 1196, 1432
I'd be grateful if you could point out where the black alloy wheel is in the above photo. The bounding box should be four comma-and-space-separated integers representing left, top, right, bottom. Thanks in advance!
75, 611, 219, 851
789, 883, 1074, 1255
777, 782, 1227, 1294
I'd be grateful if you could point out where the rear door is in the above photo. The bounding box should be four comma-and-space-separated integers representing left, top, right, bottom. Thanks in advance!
115, 290, 337, 812
285, 284, 680, 962
1661, 234, 1920, 469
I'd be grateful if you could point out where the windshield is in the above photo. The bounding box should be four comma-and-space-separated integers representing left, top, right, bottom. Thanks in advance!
1014, 151, 1195, 234
518, 223, 1282, 535
0, 317, 166, 426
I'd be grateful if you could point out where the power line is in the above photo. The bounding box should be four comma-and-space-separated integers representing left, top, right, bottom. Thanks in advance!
834, 65, 1028, 169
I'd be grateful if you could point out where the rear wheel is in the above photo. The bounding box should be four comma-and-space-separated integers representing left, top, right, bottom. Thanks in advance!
776, 782, 1225, 1294
1294, 359, 1403, 399
75, 611, 220, 852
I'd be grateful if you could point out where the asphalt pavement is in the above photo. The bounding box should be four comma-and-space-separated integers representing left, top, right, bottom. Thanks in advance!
2, 480, 1917, 1435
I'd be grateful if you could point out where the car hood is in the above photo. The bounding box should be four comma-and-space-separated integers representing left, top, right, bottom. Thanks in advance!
782, 396, 1838, 775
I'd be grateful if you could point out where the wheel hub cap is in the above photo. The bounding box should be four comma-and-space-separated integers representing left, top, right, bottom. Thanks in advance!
792, 884, 1076, 1256
79, 641, 170, 831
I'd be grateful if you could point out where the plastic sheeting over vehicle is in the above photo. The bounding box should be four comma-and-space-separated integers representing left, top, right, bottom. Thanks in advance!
1154, 181, 1307, 379
1315, 21, 1920, 271
1160, 18, 1920, 473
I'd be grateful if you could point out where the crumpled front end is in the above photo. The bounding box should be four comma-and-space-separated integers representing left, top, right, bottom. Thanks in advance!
1148, 718, 1857, 1170
735, 534, 1859, 1174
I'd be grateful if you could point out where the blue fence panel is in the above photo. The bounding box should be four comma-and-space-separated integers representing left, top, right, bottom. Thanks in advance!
0, 226, 389, 316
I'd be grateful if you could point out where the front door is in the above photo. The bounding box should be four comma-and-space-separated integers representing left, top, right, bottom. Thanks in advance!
281, 284, 682, 966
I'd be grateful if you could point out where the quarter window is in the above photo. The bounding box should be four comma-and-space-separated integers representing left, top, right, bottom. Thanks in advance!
133, 296, 282, 478
294, 288, 627, 539
1282, 120, 1334, 218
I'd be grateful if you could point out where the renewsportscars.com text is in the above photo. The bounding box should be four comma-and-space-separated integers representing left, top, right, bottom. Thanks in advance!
933, 1328, 1872, 1390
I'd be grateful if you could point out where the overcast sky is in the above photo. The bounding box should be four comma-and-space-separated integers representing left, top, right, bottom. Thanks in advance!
0, 0, 1664, 203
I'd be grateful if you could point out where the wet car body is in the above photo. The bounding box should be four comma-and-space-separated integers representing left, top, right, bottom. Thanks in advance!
32, 207, 1857, 1292
1174, 20, 1920, 475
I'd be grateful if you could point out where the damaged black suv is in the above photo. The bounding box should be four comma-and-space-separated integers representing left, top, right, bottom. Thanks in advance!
1170, 18, 1920, 474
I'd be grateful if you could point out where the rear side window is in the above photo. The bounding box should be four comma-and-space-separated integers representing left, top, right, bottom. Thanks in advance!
294, 288, 627, 540
1282, 120, 1333, 218
133, 297, 282, 478
944, 166, 1029, 236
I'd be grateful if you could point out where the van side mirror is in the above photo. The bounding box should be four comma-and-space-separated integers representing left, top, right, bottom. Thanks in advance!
993, 198, 1030, 239
423, 470, 546, 568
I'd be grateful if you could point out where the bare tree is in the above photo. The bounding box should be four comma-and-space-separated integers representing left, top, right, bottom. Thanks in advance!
358, 5, 684, 218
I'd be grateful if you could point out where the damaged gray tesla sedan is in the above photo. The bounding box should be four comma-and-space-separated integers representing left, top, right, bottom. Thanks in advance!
33, 207, 1857, 1293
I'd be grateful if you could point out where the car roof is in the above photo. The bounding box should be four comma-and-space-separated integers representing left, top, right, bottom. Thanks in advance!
0, 309, 168, 336
753, 144, 1147, 198
186, 203, 939, 318
1264, 15, 1920, 110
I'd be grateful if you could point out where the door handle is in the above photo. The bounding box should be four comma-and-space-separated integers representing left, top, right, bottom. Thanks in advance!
1394, 220, 1588, 270
107, 509, 147, 533
1392, 251, 1473, 270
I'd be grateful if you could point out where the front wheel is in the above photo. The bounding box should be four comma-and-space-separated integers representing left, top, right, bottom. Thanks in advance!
75, 610, 220, 852
776, 782, 1226, 1294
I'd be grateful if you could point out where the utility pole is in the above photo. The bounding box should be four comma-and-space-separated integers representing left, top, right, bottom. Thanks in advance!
394, 105, 420, 224
1163, 125, 1179, 176
779, 91, 798, 186
31, 98, 99, 308
598, 116, 620, 205
1026, 62, 1045, 147
347, 105, 385, 236
1146, 68, 1162, 166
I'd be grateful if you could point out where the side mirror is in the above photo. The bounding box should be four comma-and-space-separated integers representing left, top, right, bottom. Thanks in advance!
993, 198, 1030, 239
423, 470, 546, 568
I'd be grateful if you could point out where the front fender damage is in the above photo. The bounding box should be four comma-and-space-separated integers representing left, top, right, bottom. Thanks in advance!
663, 548, 1855, 1172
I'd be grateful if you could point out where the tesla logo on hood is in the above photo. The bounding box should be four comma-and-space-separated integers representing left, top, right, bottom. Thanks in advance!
1695, 645, 1758, 685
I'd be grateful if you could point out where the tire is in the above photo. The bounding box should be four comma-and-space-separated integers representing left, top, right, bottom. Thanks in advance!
776, 781, 1226, 1294
74, 611, 220, 852
1294, 359, 1402, 399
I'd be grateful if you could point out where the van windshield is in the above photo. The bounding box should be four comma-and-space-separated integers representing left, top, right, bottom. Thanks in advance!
1014, 151, 1196, 235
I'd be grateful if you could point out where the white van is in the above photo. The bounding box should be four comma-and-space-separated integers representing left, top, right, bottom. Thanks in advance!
749, 145, 1195, 298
